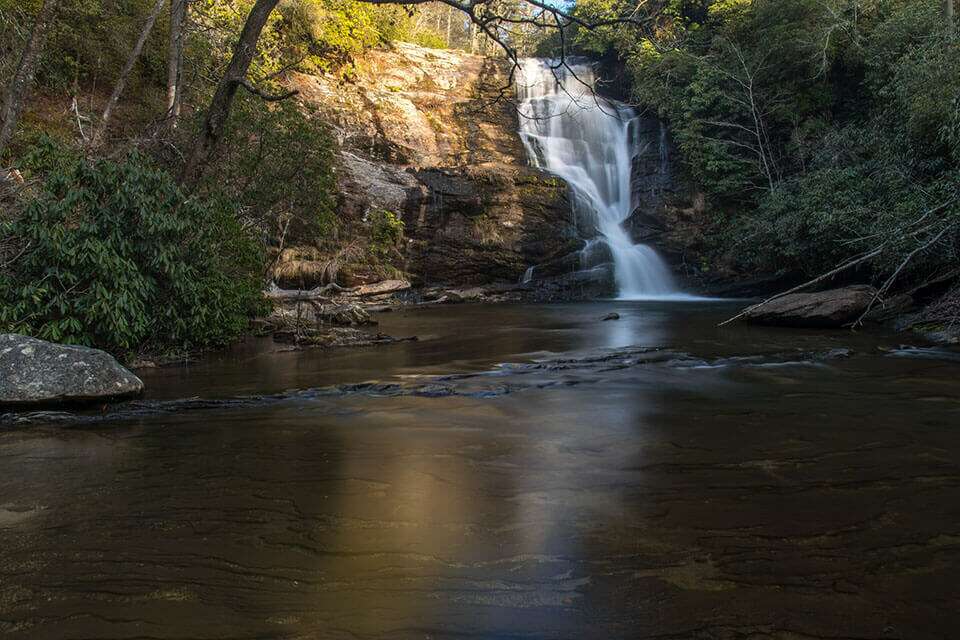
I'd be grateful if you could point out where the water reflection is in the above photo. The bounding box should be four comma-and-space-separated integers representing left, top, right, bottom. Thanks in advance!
2, 303, 959, 637
136, 301, 725, 400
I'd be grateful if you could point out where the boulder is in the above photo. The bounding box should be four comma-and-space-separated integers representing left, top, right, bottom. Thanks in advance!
743, 285, 878, 328
322, 304, 373, 326
443, 287, 487, 303
534, 264, 617, 301
267, 302, 373, 331
0, 334, 143, 406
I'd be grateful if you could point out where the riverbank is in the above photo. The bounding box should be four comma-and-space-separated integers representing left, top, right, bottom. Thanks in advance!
127, 277, 960, 387
3, 275, 947, 413
6, 297, 956, 417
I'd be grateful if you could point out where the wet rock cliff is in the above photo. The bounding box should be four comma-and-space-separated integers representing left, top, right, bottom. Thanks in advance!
288, 44, 577, 288
622, 115, 779, 297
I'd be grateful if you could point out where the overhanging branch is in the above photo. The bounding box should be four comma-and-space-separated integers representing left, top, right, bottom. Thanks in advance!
238, 79, 299, 102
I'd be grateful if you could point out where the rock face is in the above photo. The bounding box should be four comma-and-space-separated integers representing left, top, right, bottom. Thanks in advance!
286, 48, 771, 296
620, 118, 780, 297
290, 43, 575, 287
743, 286, 879, 327
0, 334, 143, 406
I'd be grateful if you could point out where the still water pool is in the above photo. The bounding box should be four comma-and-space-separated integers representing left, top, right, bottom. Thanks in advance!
2, 302, 958, 638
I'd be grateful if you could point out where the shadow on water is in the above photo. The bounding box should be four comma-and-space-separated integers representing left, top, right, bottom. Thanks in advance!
2, 301, 960, 638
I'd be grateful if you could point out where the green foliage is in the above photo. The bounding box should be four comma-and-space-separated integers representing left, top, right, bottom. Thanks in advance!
0, 0, 170, 93
200, 93, 338, 243
0, 139, 266, 355
269, 0, 451, 74
18, 130, 83, 174
0, 0, 456, 142
368, 209, 404, 258
880, 34, 960, 163
275, 0, 386, 70
405, 29, 448, 50
739, 125, 960, 278
584, 0, 960, 283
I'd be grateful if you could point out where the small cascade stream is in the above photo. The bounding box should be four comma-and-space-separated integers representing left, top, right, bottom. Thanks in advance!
517, 59, 683, 300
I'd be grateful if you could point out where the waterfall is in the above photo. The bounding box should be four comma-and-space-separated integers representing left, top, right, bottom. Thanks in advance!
517, 58, 682, 300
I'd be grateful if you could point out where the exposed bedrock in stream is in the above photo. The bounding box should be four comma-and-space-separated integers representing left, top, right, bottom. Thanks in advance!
1, 302, 958, 639
2, 343, 876, 426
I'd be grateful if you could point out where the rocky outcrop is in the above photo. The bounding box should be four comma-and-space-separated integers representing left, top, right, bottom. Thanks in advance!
0, 334, 143, 406
404, 167, 575, 285
290, 43, 575, 287
622, 129, 735, 295
743, 286, 879, 327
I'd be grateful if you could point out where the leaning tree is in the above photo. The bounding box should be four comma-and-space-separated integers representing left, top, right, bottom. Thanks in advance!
0, 0, 60, 159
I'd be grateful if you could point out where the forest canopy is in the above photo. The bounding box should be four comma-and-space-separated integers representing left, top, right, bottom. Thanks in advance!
561, 0, 959, 296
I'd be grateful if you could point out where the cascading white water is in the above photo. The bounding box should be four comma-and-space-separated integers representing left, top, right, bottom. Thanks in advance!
517, 58, 681, 300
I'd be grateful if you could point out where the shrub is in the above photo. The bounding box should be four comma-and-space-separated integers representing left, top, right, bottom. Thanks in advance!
0, 139, 266, 356
734, 125, 960, 280
201, 94, 338, 244
578, 0, 960, 288
406, 29, 447, 50
368, 209, 404, 258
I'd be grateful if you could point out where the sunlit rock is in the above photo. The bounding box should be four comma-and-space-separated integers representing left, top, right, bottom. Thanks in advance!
287, 43, 574, 287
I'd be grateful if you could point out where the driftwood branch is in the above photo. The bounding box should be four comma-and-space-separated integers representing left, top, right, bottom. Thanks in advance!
264, 279, 411, 303
264, 282, 344, 302
718, 246, 885, 327
853, 224, 954, 326
720, 197, 959, 328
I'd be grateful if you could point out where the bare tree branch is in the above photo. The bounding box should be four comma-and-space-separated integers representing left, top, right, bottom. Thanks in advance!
238, 79, 299, 102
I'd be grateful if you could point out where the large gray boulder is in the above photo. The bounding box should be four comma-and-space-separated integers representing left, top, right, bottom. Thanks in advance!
0, 335, 143, 406
744, 285, 878, 328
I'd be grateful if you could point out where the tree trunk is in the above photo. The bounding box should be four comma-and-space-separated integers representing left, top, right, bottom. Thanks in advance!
445, 5, 452, 46
0, 0, 59, 159
90, 0, 167, 148
165, 0, 187, 126
947, 0, 956, 38
180, 0, 281, 186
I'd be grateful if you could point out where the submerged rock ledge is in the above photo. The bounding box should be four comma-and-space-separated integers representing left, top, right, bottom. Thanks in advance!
1, 345, 884, 426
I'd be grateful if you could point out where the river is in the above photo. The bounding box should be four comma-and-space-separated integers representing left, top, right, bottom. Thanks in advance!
2, 301, 959, 638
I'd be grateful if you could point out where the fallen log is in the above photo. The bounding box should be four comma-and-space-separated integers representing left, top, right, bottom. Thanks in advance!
351, 279, 411, 297
264, 282, 344, 302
